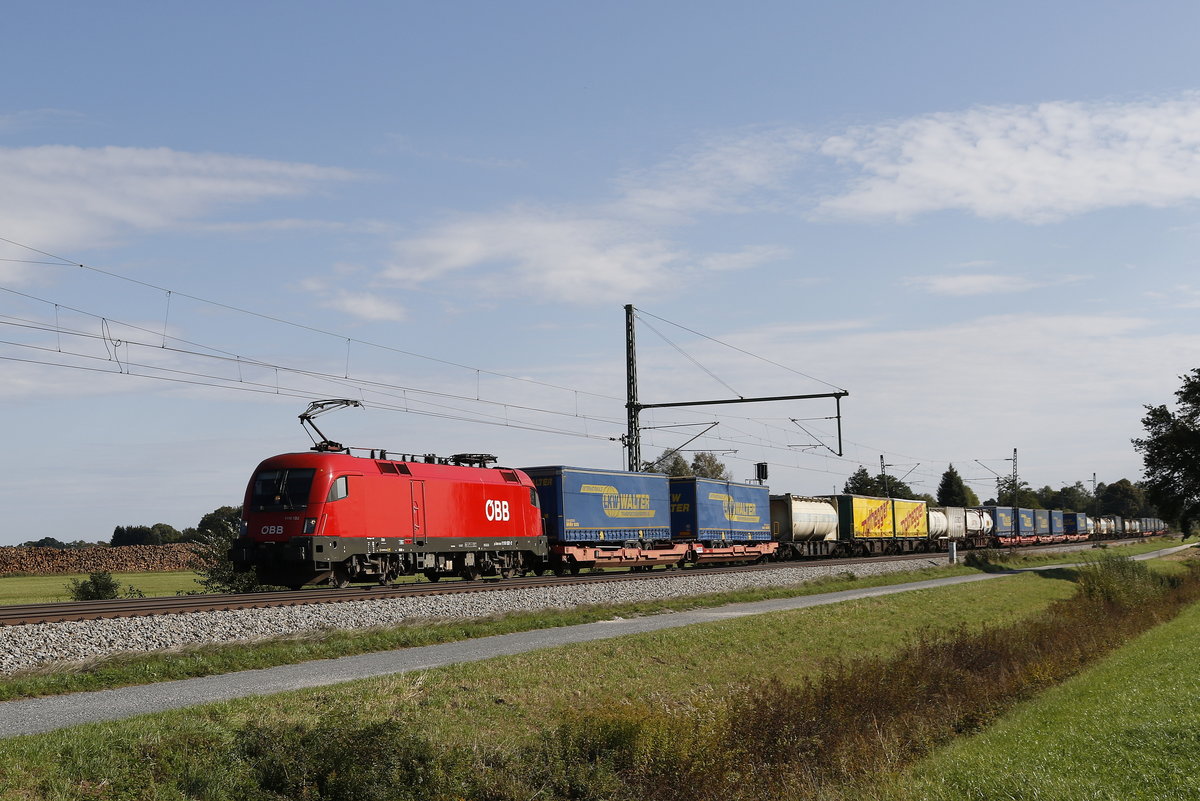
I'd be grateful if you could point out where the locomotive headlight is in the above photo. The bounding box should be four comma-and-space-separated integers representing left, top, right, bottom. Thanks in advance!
239, 520, 247, 537
302, 518, 317, 534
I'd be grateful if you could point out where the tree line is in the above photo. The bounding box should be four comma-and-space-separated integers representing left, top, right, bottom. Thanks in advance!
841, 464, 1155, 518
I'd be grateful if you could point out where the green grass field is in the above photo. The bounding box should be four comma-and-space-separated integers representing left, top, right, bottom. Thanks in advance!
0, 571, 204, 605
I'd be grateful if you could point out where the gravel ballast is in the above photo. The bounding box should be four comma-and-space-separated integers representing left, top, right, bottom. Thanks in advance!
0, 558, 961, 674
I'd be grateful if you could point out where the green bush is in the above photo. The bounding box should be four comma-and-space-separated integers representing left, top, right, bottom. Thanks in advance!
66, 571, 144, 601
1074, 551, 1174, 608
235, 718, 471, 801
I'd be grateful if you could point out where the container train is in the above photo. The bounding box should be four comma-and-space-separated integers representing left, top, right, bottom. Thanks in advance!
230, 448, 1167, 589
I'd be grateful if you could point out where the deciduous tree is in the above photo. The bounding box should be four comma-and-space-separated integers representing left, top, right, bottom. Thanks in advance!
1134, 368, 1200, 531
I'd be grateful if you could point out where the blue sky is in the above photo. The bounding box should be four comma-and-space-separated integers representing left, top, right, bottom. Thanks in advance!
4, 1, 1200, 545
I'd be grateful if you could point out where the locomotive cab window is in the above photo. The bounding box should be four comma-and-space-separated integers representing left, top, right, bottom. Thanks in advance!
326, 475, 349, 502
250, 468, 316, 511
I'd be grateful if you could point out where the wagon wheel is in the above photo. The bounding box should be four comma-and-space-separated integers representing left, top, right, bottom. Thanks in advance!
423, 569, 441, 582
460, 565, 482, 581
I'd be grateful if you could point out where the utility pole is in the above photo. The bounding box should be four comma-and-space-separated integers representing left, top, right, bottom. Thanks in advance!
880, 454, 890, 497
623, 304, 849, 472
1012, 448, 1019, 506
624, 304, 641, 471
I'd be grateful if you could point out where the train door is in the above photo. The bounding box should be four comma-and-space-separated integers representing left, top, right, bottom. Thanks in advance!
411, 480, 426, 546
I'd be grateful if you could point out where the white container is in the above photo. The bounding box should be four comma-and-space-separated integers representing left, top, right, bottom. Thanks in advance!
770, 495, 839, 541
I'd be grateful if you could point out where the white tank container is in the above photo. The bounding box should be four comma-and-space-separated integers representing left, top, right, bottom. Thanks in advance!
928, 509, 949, 538
770, 495, 839, 541
964, 508, 993, 536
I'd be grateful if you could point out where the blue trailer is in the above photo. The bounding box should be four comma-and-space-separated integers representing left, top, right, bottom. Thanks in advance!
985, 506, 1016, 544
1063, 512, 1088, 539
1049, 510, 1065, 541
1017, 508, 1037, 541
1034, 509, 1050, 541
669, 477, 772, 542
521, 466, 670, 544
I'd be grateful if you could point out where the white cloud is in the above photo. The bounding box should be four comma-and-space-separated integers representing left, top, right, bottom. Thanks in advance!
613, 128, 813, 221
384, 209, 683, 303
377, 131, 811, 305
697, 245, 790, 272
322, 290, 407, 322
378, 95, 1200, 307
816, 95, 1200, 222
1146, 284, 1200, 309
0, 145, 358, 257
905, 272, 1087, 296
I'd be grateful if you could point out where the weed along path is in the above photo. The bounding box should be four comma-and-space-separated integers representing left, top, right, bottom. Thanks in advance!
1, 546, 1190, 738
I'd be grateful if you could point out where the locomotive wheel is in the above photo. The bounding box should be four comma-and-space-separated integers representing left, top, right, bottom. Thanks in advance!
330, 564, 351, 589
460, 566, 482, 581
500, 567, 515, 579
423, 570, 441, 582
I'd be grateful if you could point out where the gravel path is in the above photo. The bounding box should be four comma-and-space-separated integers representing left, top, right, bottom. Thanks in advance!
0, 556, 950, 674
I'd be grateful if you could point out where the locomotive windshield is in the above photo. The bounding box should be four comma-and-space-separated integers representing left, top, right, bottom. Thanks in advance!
250, 468, 316, 512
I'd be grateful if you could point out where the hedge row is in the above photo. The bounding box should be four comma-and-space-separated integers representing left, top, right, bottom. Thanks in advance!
0, 544, 204, 576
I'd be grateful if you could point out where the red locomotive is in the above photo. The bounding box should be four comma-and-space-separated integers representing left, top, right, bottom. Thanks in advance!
230, 402, 546, 588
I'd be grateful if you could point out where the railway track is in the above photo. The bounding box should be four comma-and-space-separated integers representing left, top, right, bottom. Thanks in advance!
0, 540, 1114, 627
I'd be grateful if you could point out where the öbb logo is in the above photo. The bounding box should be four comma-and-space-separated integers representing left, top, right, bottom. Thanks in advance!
485, 499, 511, 522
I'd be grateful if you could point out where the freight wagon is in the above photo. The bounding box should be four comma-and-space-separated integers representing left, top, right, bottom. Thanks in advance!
669, 476, 778, 563
522, 465, 679, 572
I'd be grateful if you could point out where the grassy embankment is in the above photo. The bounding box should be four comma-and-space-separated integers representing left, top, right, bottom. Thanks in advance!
0, 567, 1082, 799
871, 553, 1200, 801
